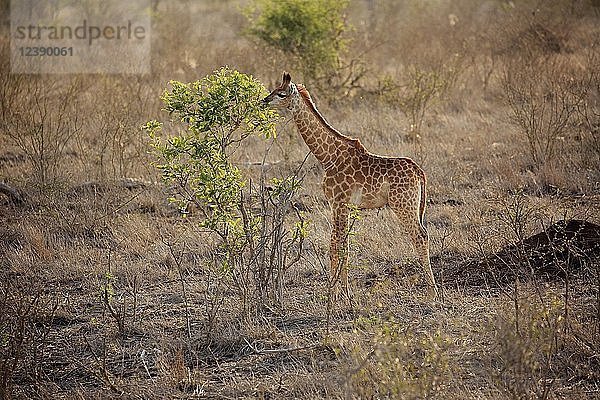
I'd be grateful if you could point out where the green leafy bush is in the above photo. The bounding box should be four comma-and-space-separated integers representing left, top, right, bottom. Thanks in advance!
146, 67, 306, 321
246, 0, 349, 83
146, 67, 276, 227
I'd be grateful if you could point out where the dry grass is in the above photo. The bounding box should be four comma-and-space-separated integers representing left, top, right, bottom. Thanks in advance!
1, 1, 600, 399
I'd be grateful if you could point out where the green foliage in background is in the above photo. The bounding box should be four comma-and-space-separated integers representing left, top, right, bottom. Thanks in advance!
245, 0, 349, 81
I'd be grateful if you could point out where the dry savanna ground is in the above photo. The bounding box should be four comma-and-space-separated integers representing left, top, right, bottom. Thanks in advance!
1, 1, 600, 399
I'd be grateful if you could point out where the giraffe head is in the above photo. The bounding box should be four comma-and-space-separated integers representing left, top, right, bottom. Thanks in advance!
262, 72, 301, 114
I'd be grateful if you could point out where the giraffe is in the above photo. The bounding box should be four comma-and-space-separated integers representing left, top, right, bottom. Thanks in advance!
263, 72, 438, 299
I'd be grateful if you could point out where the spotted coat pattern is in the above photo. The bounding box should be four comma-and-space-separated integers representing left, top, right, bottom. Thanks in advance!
264, 73, 438, 299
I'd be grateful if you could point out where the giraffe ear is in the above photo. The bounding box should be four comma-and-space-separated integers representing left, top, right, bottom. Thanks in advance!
282, 72, 291, 87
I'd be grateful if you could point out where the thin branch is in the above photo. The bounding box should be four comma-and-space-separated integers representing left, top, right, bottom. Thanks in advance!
243, 338, 320, 355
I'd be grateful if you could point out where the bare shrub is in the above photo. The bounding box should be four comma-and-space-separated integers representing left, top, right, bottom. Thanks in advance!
99, 260, 144, 339
492, 290, 564, 399
379, 57, 462, 140
502, 54, 587, 168
75, 75, 157, 181
0, 278, 61, 399
491, 276, 600, 399
0, 42, 82, 186
575, 47, 600, 176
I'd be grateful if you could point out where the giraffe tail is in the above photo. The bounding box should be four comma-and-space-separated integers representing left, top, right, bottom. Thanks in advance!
418, 171, 427, 227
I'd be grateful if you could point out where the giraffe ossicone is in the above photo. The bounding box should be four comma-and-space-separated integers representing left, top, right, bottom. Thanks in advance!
263, 72, 438, 300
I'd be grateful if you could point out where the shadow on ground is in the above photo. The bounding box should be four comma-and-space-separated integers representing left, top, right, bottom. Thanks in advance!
446, 220, 600, 288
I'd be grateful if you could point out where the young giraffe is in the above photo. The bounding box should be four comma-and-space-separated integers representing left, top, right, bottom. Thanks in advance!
263, 72, 438, 299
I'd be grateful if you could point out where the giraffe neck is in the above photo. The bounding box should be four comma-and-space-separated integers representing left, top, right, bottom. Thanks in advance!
292, 86, 364, 169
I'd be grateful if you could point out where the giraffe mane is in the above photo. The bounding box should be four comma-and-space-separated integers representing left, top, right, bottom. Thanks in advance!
296, 84, 365, 152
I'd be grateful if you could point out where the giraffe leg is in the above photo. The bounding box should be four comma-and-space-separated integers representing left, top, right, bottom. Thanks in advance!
391, 206, 438, 300
411, 222, 438, 300
329, 205, 350, 300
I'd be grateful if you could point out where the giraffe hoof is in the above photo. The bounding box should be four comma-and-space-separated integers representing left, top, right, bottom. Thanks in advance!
328, 282, 353, 304
328, 282, 341, 302
426, 286, 439, 301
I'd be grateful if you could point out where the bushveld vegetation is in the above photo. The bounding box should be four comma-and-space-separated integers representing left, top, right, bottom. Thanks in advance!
1, 1, 599, 399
